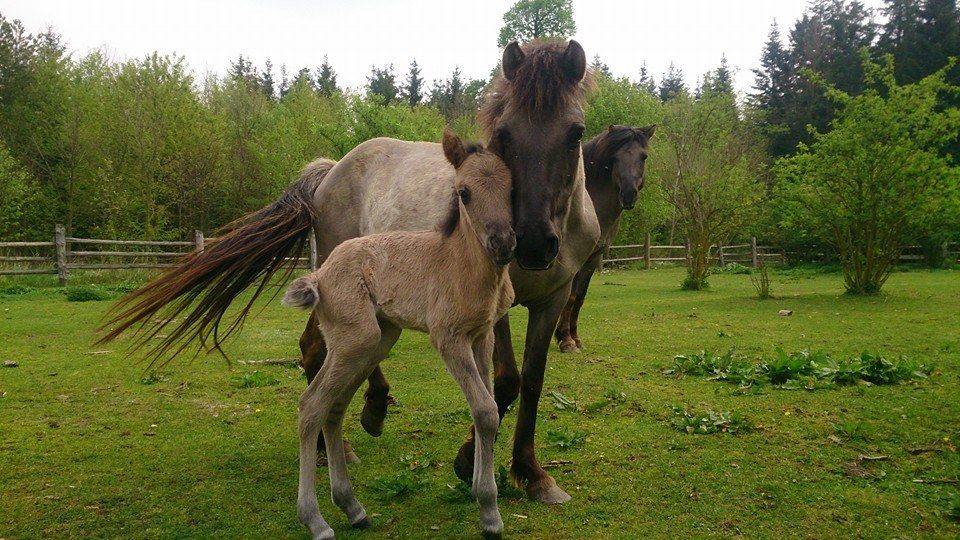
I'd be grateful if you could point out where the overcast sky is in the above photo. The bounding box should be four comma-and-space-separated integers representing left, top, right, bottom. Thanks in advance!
1, 0, 887, 95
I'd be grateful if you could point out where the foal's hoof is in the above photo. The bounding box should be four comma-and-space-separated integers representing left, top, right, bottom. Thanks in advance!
482, 531, 503, 540
360, 394, 394, 437
351, 516, 372, 530
527, 477, 572, 504
558, 339, 581, 354
452, 442, 475, 483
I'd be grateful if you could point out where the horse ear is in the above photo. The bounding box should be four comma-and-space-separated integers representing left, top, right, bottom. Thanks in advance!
442, 128, 468, 169
562, 40, 587, 83
502, 42, 525, 81
640, 124, 657, 139
608, 124, 616, 132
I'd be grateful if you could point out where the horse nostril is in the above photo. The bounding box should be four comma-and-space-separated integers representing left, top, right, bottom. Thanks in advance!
545, 234, 559, 258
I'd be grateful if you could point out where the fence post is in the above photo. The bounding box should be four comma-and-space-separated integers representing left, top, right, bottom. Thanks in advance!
309, 233, 318, 270
194, 230, 205, 253
718, 244, 726, 266
750, 236, 759, 268
55, 224, 68, 286
685, 238, 691, 265
644, 233, 651, 270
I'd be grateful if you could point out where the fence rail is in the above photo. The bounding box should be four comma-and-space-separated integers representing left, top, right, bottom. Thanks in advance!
0, 224, 317, 285
2, 226, 958, 284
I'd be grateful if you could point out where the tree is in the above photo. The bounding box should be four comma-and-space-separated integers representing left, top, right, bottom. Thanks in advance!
259, 59, 275, 100
636, 62, 657, 95
367, 64, 398, 104
590, 54, 612, 79
751, 21, 794, 157
402, 59, 425, 106
497, 0, 576, 47
430, 66, 483, 121
700, 55, 735, 97
659, 92, 764, 290
658, 63, 687, 102
316, 55, 338, 96
775, 53, 960, 294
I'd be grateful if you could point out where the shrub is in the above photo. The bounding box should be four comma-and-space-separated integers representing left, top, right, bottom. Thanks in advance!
750, 261, 772, 299
64, 286, 111, 302
0, 285, 34, 296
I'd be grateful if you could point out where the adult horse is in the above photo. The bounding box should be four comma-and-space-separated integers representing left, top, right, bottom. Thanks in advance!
555, 124, 655, 353
100, 40, 598, 504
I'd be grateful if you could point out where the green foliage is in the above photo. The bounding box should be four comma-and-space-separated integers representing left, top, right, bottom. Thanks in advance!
750, 262, 773, 299
64, 286, 111, 302
137, 372, 166, 385
546, 428, 586, 449
775, 53, 960, 294
0, 285, 35, 296
230, 371, 279, 389
367, 471, 424, 499
670, 406, 752, 435
549, 390, 577, 411
497, 0, 576, 47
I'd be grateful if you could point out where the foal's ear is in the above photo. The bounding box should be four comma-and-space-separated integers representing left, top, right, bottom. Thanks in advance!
562, 40, 587, 83
639, 124, 657, 140
442, 128, 468, 169
502, 42, 525, 81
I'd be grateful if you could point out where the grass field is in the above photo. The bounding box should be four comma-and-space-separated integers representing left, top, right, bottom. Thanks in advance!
1, 266, 959, 539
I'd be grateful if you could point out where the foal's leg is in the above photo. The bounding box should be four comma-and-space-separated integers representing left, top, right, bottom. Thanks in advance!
567, 253, 601, 351
297, 360, 339, 540
454, 315, 519, 483
300, 312, 360, 464
436, 333, 503, 537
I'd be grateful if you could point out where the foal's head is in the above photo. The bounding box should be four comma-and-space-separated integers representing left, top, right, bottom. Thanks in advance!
594, 124, 656, 209
439, 129, 516, 267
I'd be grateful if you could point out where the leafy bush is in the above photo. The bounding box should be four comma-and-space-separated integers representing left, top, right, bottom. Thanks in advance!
750, 262, 772, 299
231, 371, 280, 388
64, 286, 111, 302
716, 262, 752, 275
680, 274, 709, 291
670, 406, 752, 435
0, 285, 34, 296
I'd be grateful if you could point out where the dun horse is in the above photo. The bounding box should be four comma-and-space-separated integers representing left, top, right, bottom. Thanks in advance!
555, 124, 656, 353
283, 130, 514, 539
100, 40, 598, 504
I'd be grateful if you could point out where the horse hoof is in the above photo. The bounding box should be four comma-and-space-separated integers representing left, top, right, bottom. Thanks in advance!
527, 477, 571, 504
482, 531, 503, 540
313, 528, 335, 540
573, 338, 583, 350
344, 440, 361, 465
351, 516, 372, 529
453, 443, 475, 483
558, 340, 581, 354
360, 395, 393, 437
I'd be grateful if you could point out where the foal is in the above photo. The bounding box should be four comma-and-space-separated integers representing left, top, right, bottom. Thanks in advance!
283, 129, 515, 539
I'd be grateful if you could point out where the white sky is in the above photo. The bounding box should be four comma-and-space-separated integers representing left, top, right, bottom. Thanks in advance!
0, 0, 887, 95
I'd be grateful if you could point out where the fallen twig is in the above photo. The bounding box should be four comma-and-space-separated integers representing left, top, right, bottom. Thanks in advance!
912, 478, 960, 485
239, 357, 299, 366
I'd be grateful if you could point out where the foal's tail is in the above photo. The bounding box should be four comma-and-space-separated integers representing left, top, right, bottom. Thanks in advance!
97, 158, 337, 364
282, 275, 321, 310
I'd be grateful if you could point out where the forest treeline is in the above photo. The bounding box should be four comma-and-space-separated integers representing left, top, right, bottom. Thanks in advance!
1, 1, 958, 285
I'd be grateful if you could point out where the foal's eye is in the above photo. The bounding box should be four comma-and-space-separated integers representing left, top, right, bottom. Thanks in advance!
458, 187, 472, 204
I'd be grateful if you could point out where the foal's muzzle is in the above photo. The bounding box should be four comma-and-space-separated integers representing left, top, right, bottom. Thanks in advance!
488, 231, 517, 267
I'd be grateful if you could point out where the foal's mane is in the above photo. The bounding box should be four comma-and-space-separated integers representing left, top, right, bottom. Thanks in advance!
584, 126, 650, 169
437, 142, 486, 237
478, 40, 595, 135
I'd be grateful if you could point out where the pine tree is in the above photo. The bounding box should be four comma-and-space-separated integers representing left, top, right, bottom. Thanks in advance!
430, 66, 465, 120
259, 59, 275, 100
590, 54, 612, 79
701, 54, 734, 96
367, 64, 398, 104
658, 63, 687, 102
402, 59, 424, 106
316, 55, 338, 96
636, 62, 657, 95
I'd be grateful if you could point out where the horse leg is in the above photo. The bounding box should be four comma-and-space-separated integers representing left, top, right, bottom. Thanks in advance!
300, 311, 360, 464
359, 366, 392, 437
454, 315, 519, 483
436, 333, 503, 537
554, 286, 579, 353
568, 253, 601, 351
512, 288, 572, 504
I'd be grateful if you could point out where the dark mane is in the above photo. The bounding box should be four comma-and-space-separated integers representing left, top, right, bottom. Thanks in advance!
478, 40, 595, 134
437, 141, 485, 237
583, 126, 649, 169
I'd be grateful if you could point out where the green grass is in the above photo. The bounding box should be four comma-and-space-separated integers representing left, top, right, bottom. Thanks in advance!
1, 267, 959, 538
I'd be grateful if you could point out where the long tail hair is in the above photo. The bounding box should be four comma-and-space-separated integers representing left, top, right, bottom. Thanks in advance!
97, 159, 336, 364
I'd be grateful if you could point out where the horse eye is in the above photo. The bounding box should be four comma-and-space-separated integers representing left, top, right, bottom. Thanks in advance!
458, 187, 472, 204
568, 125, 585, 146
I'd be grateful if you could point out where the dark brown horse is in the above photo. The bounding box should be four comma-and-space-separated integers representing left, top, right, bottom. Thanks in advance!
555, 124, 655, 353
100, 40, 598, 505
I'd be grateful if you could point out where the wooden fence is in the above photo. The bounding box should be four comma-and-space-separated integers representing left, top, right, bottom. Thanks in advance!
2, 226, 957, 284
0, 225, 317, 286
603, 235, 785, 269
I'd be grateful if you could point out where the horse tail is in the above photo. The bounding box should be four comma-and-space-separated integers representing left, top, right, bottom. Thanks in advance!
281, 275, 321, 310
97, 158, 337, 364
